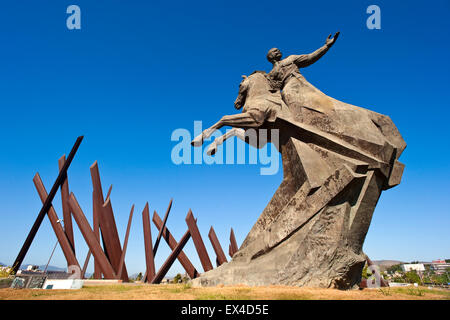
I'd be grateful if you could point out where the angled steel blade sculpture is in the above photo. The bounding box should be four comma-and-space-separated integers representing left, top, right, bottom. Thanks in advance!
152, 227, 191, 284
153, 211, 199, 279
208, 226, 227, 266
186, 210, 213, 272
92, 190, 102, 279
12, 136, 83, 274
90, 161, 129, 281
142, 203, 156, 282
106, 184, 113, 200
32, 173, 80, 269
229, 228, 238, 257
82, 250, 92, 279
91, 162, 109, 269
153, 198, 173, 257
117, 204, 134, 278
58, 155, 75, 257
69, 192, 116, 279
103, 197, 129, 280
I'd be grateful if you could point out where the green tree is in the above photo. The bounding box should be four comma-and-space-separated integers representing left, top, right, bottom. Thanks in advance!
0, 268, 11, 278
172, 273, 182, 284
392, 276, 405, 283
361, 265, 369, 279
404, 270, 421, 284
136, 272, 143, 281
387, 264, 402, 274
431, 272, 449, 285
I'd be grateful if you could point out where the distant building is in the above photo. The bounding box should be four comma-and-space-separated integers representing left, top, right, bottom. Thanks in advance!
401, 264, 425, 272
432, 259, 446, 264
431, 259, 450, 275
26, 265, 40, 272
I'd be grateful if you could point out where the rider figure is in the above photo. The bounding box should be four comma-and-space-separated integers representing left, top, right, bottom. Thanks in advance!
266, 32, 340, 92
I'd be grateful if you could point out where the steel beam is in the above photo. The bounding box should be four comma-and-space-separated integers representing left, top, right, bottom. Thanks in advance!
91, 162, 107, 277
153, 211, 199, 279
153, 198, 172, 257
186, 210, 213, 272
142, 203, 155, 282
208, 226, 227, 266
81, 250, 91, 279
69, 192, 116, 279
92, 190, 102, 279
32, 174, 79, 269
12, 136, 83, 274
117, 204, 134, 278
58, 155, 75, 257
106, 184, 113, 200
102, 198, 129, 281
230, 228, 238, 257
90, 161, 128, 281
152, 228, 191, 284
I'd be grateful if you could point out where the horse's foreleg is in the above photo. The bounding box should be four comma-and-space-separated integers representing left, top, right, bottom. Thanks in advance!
191, 112, 263, 146
206, 128, 246, 156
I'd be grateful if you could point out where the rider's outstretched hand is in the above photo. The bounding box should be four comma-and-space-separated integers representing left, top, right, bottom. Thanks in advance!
326, 31, 340, 47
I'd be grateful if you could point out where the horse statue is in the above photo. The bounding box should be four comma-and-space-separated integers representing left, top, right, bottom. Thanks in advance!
191, 71, 287, 154
190, 63, 406, 289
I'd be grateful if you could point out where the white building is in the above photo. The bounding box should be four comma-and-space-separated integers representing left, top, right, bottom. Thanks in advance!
401, 264, 425, 272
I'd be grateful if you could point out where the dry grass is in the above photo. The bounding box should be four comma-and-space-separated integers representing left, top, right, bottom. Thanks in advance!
0, 283, 449, 300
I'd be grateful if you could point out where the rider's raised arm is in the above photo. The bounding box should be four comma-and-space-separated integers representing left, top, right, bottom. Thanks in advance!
290, 32, 339, 68
289, 43, 331, 69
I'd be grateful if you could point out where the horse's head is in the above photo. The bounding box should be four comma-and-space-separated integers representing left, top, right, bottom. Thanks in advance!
234, 75, 250, 110
234, 71, 269, 110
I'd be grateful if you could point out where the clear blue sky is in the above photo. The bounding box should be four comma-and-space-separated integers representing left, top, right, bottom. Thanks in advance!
0, 1, 449, 275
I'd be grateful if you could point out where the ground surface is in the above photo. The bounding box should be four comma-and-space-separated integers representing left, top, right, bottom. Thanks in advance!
0, 284, 449, 300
